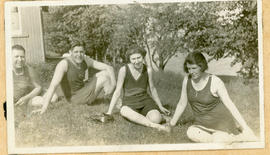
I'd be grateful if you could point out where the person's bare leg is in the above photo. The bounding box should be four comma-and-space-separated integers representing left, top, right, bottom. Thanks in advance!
120, 106, 170, 132
187, 125, 236, 143
186, 125, 214, 142
146, 109, 163, 124
94, 70, 113, 95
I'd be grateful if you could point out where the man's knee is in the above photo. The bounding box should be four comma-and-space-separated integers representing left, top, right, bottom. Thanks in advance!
96, 71, 111, 87
146, 110, 162, 124
96, 70, 110, 80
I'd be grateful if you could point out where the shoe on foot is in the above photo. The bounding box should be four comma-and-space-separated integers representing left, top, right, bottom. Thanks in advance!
90, 113, 114, 123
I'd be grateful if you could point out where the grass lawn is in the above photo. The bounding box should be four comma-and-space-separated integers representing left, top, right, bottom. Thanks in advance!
13, 62, 260, 147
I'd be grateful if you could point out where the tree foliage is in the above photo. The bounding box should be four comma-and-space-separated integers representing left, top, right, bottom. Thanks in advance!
43, 0, 259, 78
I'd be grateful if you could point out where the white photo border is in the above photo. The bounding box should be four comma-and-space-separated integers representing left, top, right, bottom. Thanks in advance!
5, 0, 264, 154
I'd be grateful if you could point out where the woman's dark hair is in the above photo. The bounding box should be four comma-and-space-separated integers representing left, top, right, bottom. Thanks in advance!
183, 52, 208, 73
126, 45, 146, 61
12, 44, 25, 53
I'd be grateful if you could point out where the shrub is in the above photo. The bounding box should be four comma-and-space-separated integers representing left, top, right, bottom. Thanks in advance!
30, 61, 58, 87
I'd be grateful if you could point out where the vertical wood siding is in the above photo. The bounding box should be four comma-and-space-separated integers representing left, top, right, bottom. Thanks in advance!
12, 7, 45, 64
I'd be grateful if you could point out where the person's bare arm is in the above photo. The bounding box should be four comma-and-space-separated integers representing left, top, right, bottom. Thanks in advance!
170, 75, 188, 126
213, 76, 257, 139
106, 66, 126, 115
33, 60, 68, 114
84, 55, 116, 93
147, 67, 170, 115
15, 66, 42, 106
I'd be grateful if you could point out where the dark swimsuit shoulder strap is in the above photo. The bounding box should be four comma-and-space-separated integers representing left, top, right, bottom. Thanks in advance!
123, 65, 129, 83
125, 64, 130, 76
64, 58, 71, 69
188, 74, 192, 79
187, 74, 192, 85
207, 74, 213, 88
143, 64, 147, 73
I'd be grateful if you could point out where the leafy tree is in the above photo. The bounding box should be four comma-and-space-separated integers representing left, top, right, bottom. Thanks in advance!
215, 1, 258, 79
43, 5, 114, 61
42, 0, 259, 78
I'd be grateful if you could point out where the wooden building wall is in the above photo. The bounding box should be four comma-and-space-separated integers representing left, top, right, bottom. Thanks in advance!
11, 7, 45, 64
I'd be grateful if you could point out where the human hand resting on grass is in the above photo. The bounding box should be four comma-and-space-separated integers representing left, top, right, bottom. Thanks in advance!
159, 105, 170, 116
31, 105, 48, 115
31, 97, 48, 115
237, 126, 259, 142
15, 96, 30, 106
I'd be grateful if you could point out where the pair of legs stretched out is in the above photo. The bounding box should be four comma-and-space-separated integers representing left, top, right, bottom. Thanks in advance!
120, 103, 170, 132
68, 70, 113, 105
186, 124, 258, 143
30, 70, 113, 108
73, 69, 169, 132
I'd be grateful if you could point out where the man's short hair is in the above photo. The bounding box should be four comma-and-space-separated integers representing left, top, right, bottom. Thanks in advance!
12, 44, 25, 53
70, 40, 86, 51
183, 52, 208, 73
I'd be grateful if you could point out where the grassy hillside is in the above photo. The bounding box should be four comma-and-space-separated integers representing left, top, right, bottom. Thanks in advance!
13, 62, 260, 147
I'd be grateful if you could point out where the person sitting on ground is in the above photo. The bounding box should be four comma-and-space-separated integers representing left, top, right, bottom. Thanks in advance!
106, 45, 170, 132
12, 44, 42, 106
33, 40, 116, 114
169, 52, 258, 143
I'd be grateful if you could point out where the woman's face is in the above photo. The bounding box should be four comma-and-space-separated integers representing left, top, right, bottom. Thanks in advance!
129, 53, 143, 69
70, 46, 85, 64
186, 63, 203, 80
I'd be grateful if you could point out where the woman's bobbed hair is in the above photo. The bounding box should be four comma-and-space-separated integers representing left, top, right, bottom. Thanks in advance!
126, 45, 146, 62
183, 52, 208, 73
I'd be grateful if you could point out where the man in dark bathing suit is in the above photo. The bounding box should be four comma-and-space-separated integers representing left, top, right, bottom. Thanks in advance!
33, 40, 116, 114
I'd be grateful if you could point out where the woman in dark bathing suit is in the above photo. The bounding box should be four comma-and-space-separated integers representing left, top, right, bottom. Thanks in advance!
170, 52, 258, 143
106, 45, 170, 132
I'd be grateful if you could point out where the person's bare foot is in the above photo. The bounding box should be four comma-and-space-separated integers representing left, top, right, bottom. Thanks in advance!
212, 131, 235, 143
155, 124, 171, 132
233, 132, 259, 142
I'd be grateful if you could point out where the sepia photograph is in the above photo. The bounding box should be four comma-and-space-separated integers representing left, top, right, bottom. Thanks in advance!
5, 0, 264, 154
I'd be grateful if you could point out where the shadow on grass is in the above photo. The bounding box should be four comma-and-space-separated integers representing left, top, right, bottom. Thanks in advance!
89, 98, 111, 106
